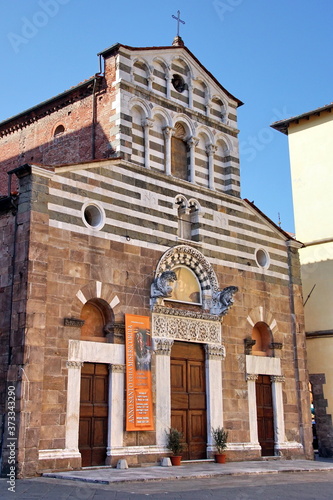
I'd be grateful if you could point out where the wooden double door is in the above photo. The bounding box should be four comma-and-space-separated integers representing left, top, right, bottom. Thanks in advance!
79, 363, 109, 467
256, 374, 275, 456
171, 342, 207, 460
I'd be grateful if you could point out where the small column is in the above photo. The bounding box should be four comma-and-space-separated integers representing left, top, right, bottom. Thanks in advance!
187, 136, 198, 184
65, 361, 84, 450
188, 81, 193, 109
142, 118, 154, 169
147, 66, 154, 91
246, 373, 259, 446
154, 338, 174, 446
271, 375, 286, 450
206, 144, 217, 190
107, 364, 126, 459
205, 344, 225, 449
165, 65, 172, 99
163, 127, 174, 176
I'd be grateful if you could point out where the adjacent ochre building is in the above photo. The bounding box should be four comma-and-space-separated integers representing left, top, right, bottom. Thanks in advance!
0, 37, 313, 478
272, 103, 333, 457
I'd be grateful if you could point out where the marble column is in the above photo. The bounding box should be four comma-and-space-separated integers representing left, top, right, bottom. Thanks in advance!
271, 375, 286, 451
246, 373, 259, 446
163, 126, 174, 176
65, 361, 84, 451
205, 344, 225, 449
188, 81, 193, 109
154, 338, 174, 446
165, 65, 172, 99
106, 364, 126, 462
206, 144, 217, 190
187, 136, 199, 184
142, 118, 154, 168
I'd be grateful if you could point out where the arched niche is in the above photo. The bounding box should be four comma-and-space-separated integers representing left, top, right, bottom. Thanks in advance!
80, 298, 114, 343
251, 321, 273, 357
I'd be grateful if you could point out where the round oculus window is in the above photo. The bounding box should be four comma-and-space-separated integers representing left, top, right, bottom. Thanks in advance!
255, 248, 270, 269
172, 74, 186, 93
82, 202, 105, 230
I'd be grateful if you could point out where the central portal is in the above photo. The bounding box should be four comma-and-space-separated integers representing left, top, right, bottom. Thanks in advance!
171, 341, 207, 460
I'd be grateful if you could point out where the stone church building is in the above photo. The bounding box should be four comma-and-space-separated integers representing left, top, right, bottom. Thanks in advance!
0, 36, 312, 477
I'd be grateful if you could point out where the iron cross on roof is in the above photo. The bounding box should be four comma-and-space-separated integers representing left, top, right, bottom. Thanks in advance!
172, 10, 185, 37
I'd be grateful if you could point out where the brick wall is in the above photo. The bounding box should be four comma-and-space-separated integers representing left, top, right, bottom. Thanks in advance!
0, 57, 118, 196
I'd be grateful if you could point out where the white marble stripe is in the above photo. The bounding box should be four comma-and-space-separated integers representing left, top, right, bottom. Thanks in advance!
47, 201, 285, 256
48, 192, 285, 249
49, 217, 289, 282
50, 169, 282, 237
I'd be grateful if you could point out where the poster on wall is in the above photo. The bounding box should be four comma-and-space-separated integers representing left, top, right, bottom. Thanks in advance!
125, 314, 154, 431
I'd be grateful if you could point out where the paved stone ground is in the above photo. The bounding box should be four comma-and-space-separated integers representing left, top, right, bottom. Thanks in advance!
1, 469, 333, 499
1, 458, 333, 499
42, 458, 333, 484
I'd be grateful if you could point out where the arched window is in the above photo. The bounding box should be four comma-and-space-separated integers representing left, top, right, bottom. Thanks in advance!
133, 59, 149, 87
80, 299, 114, 343
167, 266, 202, 305
171, 122, 188, 180
54, 124, 65, 137
176, 196, 200, 241
131, 105, 146, 166
251, 322, 273, 356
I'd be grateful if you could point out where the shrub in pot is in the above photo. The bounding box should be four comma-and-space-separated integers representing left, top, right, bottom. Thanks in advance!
166, 428, 183, 466
212, 426, 228, 463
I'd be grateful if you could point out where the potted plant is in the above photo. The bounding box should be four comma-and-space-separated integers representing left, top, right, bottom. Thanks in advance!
212, 426, 228, 463
166, 428, 183, 466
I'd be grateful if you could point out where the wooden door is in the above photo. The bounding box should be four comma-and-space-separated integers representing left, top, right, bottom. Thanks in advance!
171, 342, 207, 460
256, 374, 275, 456
79, 363, 108, 467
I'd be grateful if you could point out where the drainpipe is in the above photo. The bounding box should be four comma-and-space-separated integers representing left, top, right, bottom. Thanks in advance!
91, 75, 98, 160
91, 55, 105, 160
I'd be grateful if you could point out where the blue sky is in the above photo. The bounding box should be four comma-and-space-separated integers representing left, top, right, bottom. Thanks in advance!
1, 0, 333, 233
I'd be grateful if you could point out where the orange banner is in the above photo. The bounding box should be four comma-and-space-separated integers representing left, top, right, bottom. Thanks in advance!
125, 314, 154, 431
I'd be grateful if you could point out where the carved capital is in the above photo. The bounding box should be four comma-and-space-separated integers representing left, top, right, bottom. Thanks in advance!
270, 375, 285, 383
142, 118, 154, 128
163, 126, 174, 138
205, 344, 225, 360
64, 318, 85, 327
153, 338, 174, 356
270, 342, 283, 350
244, 337, 256, 355
66, 361, 84, 369
246, 373, 258, 382
206, 144, 217, 156
109, 364, 126, 374
187, 136, 199, 148
113, 322, 125, 338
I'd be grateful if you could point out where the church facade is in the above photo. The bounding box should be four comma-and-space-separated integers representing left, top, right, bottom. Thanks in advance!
0, 39, 312, 477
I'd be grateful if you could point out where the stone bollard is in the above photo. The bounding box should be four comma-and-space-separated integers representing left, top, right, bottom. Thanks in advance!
160, 457, 172, 467
116, 459, 128, 469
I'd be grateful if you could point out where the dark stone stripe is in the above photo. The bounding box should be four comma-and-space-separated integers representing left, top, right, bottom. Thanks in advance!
152, 82, 167, 95
193, 101, 206, 112
134, 74, 148, 86
118, 62, 131, 74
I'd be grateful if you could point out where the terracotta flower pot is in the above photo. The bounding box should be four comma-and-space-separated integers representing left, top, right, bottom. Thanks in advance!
170, 455, 182, 466
215, 453, 226, 464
